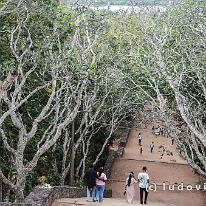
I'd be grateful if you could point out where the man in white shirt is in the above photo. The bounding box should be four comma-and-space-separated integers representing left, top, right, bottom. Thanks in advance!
138, 166, 149, 204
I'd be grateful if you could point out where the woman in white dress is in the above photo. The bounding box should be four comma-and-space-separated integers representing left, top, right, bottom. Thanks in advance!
125, 172, 137, 203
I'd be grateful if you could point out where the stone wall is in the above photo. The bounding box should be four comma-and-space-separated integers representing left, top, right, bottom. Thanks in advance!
102, 128, 131, 199
0, 187, 86, 206
25, 186, 86, 206
119, 128, 130, 148
104, 128, 131, 179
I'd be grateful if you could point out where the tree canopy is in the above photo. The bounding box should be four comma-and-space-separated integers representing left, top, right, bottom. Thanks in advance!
0, 0, 206, 203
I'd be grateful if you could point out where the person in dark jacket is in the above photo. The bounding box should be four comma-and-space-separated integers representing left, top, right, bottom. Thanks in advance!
83, 165, 97, 202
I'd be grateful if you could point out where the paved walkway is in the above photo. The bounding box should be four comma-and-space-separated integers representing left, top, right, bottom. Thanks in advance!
52, 126, 206, 206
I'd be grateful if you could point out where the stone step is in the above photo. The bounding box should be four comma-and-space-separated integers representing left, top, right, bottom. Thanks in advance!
52, 198, 174, 206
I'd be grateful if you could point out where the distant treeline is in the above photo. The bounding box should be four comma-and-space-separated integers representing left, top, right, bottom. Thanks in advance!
64, 0, 171, 6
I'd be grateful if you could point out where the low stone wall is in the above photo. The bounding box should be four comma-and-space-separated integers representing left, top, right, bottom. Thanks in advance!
23, 185, 113, 206
104, 150, 118, 179
0, 187, 86, 206
104, 128, 131, 179
24, 186, 86, 206
119, 128, 130, 148
104, 128, 131, 199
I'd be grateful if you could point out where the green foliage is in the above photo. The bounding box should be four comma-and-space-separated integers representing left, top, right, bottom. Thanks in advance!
1, 0, 206, 201
65, 0, 170, 6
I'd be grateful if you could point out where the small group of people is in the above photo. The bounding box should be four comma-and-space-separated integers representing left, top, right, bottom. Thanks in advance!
83, 166, 107, 202
125, 166, 149, 204
137, 133, 155, 154
152, 125, 165, 136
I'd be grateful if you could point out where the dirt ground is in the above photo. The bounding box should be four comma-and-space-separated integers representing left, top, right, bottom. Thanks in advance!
109, 127, 206, 206
52, 126, 206, 206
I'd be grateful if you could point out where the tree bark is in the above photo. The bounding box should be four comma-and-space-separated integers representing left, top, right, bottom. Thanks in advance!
69, 120, 75, 186
0, 180, 2, 202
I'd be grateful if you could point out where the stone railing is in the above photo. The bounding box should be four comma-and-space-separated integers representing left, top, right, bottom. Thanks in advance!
104, 128, 131, 179
24, 186, 86, 206
0, 186, 86, 206
104, 128, 131, 197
